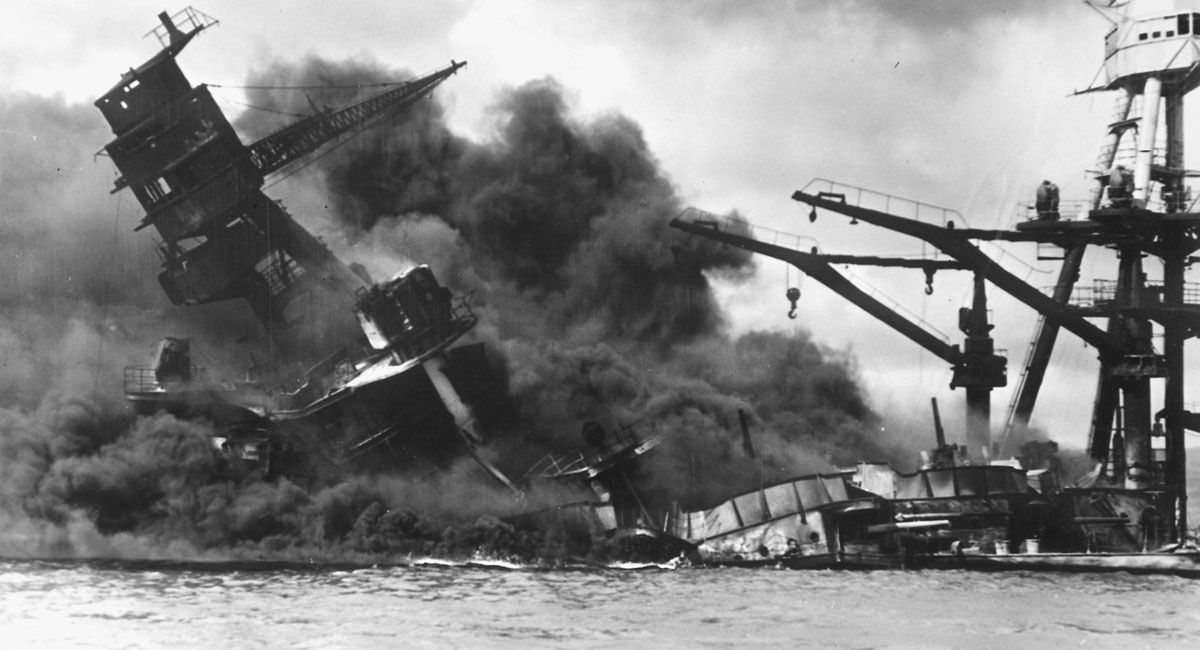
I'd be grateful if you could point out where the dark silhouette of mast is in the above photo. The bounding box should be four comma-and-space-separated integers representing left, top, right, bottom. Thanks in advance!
96, 9, 466, 360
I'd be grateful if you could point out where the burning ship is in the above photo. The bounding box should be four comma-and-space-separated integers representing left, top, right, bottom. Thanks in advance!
664, 0, 1200, 573
91, 5, 1200, 574
95, 9, 513, 486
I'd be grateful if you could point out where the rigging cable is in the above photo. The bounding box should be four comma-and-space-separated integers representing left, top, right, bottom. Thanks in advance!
94, 183, 124, 394
209, 92, 311, 119
207, 81, 407, 90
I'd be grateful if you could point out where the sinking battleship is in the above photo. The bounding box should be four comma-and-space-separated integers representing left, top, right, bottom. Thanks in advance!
661, 0, 1200, 574
95, 9, 513, 485
92, 5, 1200, 573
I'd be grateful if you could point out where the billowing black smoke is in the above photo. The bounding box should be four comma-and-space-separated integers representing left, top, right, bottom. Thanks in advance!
0, 54, 889, 562
238, 58, 891, 508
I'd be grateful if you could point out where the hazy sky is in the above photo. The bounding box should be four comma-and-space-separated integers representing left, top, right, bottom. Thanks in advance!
2, 1, 1193, 450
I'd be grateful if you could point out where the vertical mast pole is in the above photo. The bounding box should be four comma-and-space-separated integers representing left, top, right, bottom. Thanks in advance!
1163, 90, 1187, 541
1120, 251, 1154, 490
964, 272, 992, 457
1133, 77, 1162, 207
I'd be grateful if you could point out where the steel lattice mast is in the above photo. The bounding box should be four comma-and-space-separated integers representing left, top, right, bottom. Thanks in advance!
672, 0, 1200, 543
96, 10, 466, 359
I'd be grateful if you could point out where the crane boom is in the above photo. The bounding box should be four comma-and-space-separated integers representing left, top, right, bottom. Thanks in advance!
669, 215, 963, 364
246, 60, 467, 177
672, 210, 1007, 457
792, 190, 1126, 359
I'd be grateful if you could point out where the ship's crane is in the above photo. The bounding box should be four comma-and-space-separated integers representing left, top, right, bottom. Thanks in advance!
786, 188, 1165, 475
787, 173, 1200, 541
98, 9, 515, 484
245, 60, 466, 178
671, 210, 1006, 456
790, 189, 1127, 359
668, 0, 1199, 553
96, 9, 468, 360
109, 60, 467, 193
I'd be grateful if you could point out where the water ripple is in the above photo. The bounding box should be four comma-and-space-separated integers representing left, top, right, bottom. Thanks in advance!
1, 559, 1198, 647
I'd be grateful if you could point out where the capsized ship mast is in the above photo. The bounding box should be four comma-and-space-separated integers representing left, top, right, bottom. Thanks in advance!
96, 8, 514, 484
96, 8, 466, 359
672, 0, 1200, 545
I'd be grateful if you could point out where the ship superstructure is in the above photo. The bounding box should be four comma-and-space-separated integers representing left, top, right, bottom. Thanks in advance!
96, 9, 466, 358
670, 0, 1200, 565
96, 9, 510, 481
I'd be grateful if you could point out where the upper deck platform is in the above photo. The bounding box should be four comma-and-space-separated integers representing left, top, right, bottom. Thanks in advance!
1096, 1, 1200, 90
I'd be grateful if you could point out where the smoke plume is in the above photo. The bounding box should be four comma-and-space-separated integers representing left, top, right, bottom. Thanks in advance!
238, 57, 892, 507
0, 54, 890, 562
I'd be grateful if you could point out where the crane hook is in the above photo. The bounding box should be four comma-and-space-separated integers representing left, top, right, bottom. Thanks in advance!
923, 268, 936, 295
925, 283, 934, 296
808, 207, 818, 223
786, 287, 801, 319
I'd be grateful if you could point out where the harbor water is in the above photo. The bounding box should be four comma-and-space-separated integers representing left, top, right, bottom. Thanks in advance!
2, 559, 1199, 648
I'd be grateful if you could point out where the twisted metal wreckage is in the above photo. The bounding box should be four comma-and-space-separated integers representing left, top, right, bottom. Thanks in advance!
96, 5, 1200, 573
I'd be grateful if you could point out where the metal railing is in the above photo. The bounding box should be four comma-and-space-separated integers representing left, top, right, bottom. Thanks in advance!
531, 424, 643, 479
802, 178, 967, 228
145, 7, 219, 47
841, 267, 954, 343
371, 296, 479, 366
799, 179, 1050, 280
256, 250, 306, 297
676, 207, 821, 252
1070, 282, 1122, 307
676, 208, 954, 343
1014, 199, 1092, 222
123, 365, 204, 394
1056, 280, 1199, 308
1095, 142, 1166, 170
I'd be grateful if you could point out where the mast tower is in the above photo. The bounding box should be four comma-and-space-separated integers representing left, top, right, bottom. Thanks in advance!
672, 0, 1200, 543
96, 9, 466, 362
